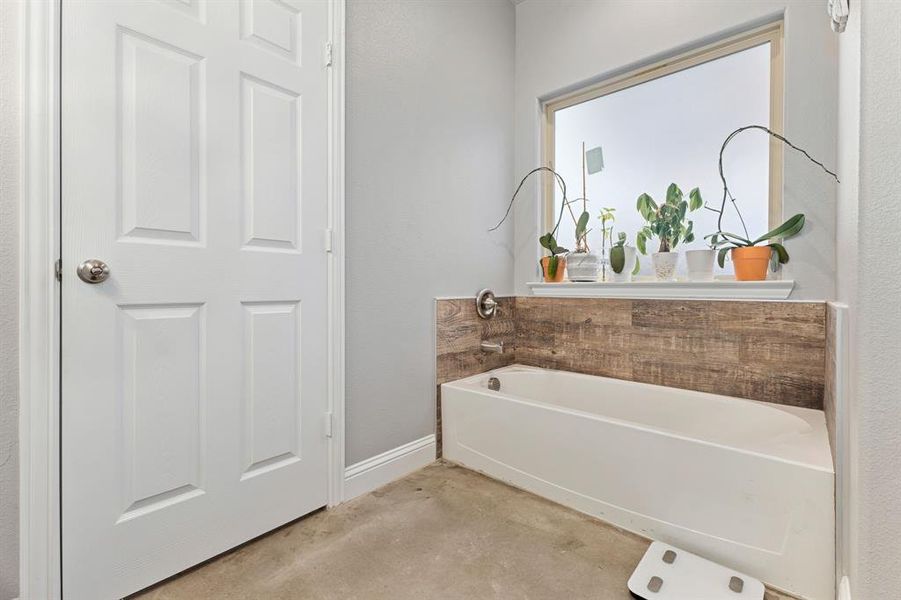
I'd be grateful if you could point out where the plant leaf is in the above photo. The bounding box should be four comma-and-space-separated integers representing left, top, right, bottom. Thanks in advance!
539, 233, 555, 251
575, 211, 590, 238
547, 256, 558, 278
632, 255, 641, 275
666, 183, 682, 205
689, 187, 703, 211
752, 214, 806, 245
636, 193, 655, 220
717, 247, 731, 268
718, 231, 753, 246
636, 231, 647, 255
610, 246, 625, 273
768, 242, 789, 264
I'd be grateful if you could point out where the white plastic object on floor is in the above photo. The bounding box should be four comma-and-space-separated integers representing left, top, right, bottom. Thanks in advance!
628, 542, 765, 599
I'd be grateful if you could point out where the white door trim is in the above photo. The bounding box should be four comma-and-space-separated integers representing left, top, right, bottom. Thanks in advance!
20, 0, 61, 596
326, 0, 346, 509
19, 0, 347, 595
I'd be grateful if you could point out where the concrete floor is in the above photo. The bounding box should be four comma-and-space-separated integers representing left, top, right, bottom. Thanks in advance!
134, 462, 797, 600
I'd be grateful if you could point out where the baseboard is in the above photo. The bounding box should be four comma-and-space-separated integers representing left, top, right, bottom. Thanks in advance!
344, 434, 436, 501
838, 576, 851, 600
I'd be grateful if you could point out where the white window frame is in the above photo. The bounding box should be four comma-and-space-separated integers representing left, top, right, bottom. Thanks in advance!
541, 21, 785, 237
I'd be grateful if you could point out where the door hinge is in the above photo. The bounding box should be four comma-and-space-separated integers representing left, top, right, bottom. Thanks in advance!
324, 41, 333, 68
324, 228, 334, 253
325, 412, 334, 438
54, 258, 62, 282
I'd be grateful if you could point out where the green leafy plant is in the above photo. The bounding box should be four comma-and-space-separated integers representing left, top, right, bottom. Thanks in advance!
597, 207, 615, 278
598, 207, 616, 247
708, 213, 805, 271
635, 183, 702, 255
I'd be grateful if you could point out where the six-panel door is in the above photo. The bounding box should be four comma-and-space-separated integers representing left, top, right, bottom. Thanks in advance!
61, 1, 331, 597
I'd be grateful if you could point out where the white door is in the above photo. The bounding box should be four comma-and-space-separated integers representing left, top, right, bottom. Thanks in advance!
61, 1, 331, 597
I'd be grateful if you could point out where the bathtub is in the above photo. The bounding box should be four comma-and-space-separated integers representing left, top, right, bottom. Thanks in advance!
441, 365, 834, 600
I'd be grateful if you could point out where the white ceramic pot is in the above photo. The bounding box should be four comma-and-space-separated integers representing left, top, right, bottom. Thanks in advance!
685, 249, 716, 281
651, 251, 679, 281
567, 252, 601, 282
609, 246, 637, 283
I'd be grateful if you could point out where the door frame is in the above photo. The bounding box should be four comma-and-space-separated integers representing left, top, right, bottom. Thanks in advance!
18, 0, 347, 595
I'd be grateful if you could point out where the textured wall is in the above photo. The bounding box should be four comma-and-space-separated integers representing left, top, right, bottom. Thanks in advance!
0, 0, 20, 597
345, 0, 515, 464
513, 0, 838, 300
845, 1, 901, 597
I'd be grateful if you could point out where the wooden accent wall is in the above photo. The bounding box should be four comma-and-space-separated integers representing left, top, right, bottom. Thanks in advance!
435, 297, 516, 453
515, 297, 826, 410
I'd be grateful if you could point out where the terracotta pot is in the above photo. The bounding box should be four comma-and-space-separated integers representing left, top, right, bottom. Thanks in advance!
541, 256, 566, 283
732, 246, 771, 281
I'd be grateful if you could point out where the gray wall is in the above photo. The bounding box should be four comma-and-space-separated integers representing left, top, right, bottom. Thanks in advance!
838, 1, 901, 597
0, 2, 21, 600
512, 0, 838, 299
345, 0, 515, 464
0, 0, 20, 597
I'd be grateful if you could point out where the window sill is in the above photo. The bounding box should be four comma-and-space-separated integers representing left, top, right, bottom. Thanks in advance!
526, 278, 795, 300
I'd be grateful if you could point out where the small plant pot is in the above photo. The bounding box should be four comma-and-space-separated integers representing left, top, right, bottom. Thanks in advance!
541, 256, 566, 283
609, 246, 637, 283
651, 251, 679, 281
685, 249, 716, 282
731, 246, 771, 281
567, 252, 601, 282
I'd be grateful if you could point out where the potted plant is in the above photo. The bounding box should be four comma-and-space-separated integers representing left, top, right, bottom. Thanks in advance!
488, 166, 580, 283
709, 214, 805, 281
635, 183, 702, 281
539, 231, 569, 282
705, 125, 840, 281
609, 232, 639, 283
567, 211, 599, 281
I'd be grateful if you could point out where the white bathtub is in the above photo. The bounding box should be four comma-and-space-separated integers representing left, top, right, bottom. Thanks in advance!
441, 365, 834, 600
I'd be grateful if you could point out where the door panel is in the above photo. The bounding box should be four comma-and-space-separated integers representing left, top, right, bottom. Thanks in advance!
61, 1, 330, 598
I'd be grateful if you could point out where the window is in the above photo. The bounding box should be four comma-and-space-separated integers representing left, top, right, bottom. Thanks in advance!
544, 24, 783, 275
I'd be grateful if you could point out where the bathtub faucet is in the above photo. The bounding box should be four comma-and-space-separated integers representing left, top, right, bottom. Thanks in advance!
480, 341, 504, 354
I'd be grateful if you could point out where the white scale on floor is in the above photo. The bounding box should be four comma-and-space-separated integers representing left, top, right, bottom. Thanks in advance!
628, 542, 765, 600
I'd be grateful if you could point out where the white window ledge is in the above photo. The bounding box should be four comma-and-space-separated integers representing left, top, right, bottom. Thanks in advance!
527, 278, 795, 300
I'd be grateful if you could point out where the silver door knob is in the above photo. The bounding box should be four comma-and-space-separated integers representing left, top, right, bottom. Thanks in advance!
77, 259, 110, 284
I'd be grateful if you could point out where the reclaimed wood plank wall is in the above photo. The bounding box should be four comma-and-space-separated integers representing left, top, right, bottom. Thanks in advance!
436, 296, 826, 455
435, 297, 517, 453
515, 297, 826, 410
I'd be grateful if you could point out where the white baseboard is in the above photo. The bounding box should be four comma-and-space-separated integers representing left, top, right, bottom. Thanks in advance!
839, 576, 851, 600
343, 434, 436, 501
